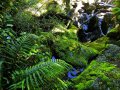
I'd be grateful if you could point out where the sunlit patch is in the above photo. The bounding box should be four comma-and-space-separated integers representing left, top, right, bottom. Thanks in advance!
25, 2, 47, 16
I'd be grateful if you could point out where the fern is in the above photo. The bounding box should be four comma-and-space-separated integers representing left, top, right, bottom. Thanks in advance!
10, 60, 72, 90
0, 34, 39, 68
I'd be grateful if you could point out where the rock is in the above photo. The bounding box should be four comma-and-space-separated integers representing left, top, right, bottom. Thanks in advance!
51, 36, 98, 67
84, 36, 109, 52
72, 44, 120, 90
72, 60, 120, 90
107, 24, 120, 40
97, 44, 120, 67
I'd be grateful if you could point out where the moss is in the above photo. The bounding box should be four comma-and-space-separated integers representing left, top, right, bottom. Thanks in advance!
64, 25, 78, 40
72, 60, 120, 90
75, 80, 94, 90
84, 36, 109, 52
52, 36, 98, 67
96, 44, 120, 68
107, 25, 120, 40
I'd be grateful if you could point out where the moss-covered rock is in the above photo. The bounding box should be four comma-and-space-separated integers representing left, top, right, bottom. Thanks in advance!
72, 60, 120, 90
72, 44, 120, 90
97, 44, 120, 68
84, 36, 110, 52
107, 24, 120, 40
51, 36, 98, 67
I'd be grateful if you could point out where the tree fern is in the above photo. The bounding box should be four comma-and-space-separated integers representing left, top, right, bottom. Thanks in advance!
10, 60, 72, 90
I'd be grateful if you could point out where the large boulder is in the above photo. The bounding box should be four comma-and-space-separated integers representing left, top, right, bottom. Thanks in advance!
97, 44, 120, 67
51, 36, 98, 67
72, 44, 120, 90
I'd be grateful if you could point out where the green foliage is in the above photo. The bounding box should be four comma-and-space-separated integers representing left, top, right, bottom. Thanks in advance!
63, 0, 70, 13
13, 11, 40, 33
1, 0, 120, 90
0, 0, 14, 12
0, 33, 43, 69
38, 11, 67, 32
0, 28, 15, 46
0, 13, 14, 29
0, 60, 4, 90
10, 60, 72, 90
112, 0, 120, 22
46, 1, 63, 13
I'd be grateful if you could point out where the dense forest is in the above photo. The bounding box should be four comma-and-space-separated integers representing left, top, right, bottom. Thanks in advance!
0, 0, 120, 90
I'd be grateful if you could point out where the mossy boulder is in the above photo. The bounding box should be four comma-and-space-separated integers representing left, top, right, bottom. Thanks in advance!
97, 44, 120, 68
52, 25, 78, 40
72, 44, 120, 90
84, 36, 109, 52
51, 36, 98, 67
72, 60, 120, 90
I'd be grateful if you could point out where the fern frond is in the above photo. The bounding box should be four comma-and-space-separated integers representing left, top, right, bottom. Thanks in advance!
0, 34, 39, 68
10, 60, 72, 90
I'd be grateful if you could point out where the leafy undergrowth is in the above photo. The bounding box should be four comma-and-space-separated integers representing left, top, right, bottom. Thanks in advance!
10, 60, 72, 90
1, 0, 120, 90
